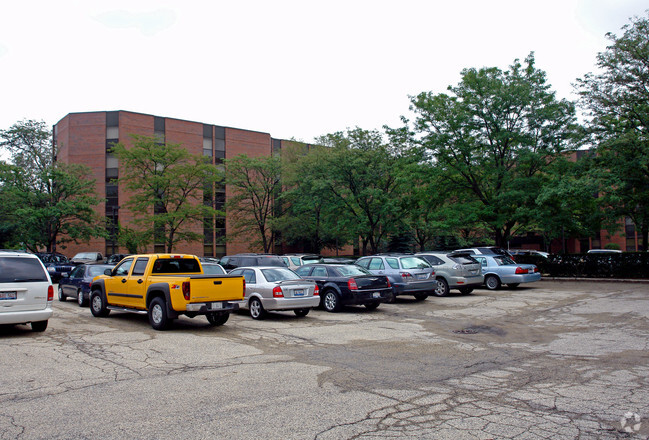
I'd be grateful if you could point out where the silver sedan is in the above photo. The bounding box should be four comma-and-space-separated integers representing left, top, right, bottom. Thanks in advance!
472, 254, 541, 290
229, 266, 320, 319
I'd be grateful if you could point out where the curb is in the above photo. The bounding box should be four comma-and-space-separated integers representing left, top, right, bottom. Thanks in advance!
541, 277, 649, 284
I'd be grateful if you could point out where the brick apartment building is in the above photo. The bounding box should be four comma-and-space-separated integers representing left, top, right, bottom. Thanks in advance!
54, 110, 289, 258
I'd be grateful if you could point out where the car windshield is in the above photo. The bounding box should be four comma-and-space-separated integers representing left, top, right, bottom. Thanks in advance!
399, 257, 431, 269
261, 268, 301, 282
335, 265, 371, 276
494, 256, 516, 265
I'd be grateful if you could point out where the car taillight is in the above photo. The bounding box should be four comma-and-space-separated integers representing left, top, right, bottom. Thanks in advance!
47, 285, 54, 302
314, 285, 319, 296
515, 267, 528, 274
348, 278, 358, 290
386, 278, 391, 288
400, 272, 413, 280
182, 281, 190, 300
243, 278, 246, 295
534, 267, 539, 273
273, 286, 284, 298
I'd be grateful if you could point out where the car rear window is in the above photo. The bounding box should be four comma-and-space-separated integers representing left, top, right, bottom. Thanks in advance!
494, 256, 516, 265
0, 257, 48, 282
335, 266, 370, 276
449, 254, 478, 264
261, 268, 300, 282
399, 257, 431, 270
151, 258, 201, 273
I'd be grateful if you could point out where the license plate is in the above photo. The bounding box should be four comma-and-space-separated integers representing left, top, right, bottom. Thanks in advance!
209, 302, 223, 310
293, 289, 304, 296
372, 292, 380, 298
417, 274, 428, 280
0, 291, 17, 300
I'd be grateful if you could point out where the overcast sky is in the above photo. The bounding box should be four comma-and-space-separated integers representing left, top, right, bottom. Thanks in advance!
0, 1, 647, 143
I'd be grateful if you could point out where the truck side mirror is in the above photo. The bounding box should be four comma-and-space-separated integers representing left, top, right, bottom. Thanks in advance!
104, 269, 112, 276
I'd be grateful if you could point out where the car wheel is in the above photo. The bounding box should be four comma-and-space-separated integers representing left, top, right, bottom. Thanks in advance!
507, 283, 520, 289
31, 320, 48, 332
413, 293, 428, 301
323, 290, 341, 312
459, 287, 474, 295
364, 301, 380, 311
433, 278, 449, 297
77, 289, 87, 307
148, 297, 170, 330
485, 275, 501, 290
58, 286, 66, 302
206, 312, 229, 326
249, 297, 266, 320
294, 308, 310, 317
90, 290, 110, 317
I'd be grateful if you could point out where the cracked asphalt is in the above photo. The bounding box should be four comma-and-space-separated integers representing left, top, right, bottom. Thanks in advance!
1, 280, 648, 439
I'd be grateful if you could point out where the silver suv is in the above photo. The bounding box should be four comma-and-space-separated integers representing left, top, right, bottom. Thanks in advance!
0, 251, 53, 332
417, 252, 483, 296
355, 254, 436, 300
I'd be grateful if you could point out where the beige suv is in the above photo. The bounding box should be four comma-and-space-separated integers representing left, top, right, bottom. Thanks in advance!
0, 251, 53, 332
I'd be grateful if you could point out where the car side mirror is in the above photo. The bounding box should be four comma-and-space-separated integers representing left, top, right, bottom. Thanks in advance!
104, 269, 112, 276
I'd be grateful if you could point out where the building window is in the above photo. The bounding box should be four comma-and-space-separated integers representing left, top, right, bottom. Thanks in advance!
625, 217, 636, 251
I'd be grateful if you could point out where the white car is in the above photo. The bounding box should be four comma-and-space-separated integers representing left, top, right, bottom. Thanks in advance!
229, 266, 320, 319
0, 251, 54, 332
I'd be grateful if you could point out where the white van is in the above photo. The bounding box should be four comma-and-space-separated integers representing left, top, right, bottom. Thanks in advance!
0, 251, 53, 332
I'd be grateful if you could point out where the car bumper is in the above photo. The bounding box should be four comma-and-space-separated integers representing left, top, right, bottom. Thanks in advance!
449, 275, 484, 288
241, 296, 320, 311
499, 273, 542, 284
0, 307, 53, 325
393, 280, 438, 295
342, 288, 392, 305
185, 301, 240, 313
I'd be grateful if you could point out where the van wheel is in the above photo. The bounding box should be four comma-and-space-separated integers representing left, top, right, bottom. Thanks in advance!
90, 291, 110, 317
148, 297, 170, 330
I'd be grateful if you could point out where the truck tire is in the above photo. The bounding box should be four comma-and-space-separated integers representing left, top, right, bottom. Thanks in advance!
148, 297, 171, 330
207, 312, 229, 326
90, 290, 110, 317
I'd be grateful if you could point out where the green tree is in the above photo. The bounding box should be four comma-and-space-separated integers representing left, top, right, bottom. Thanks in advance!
312, 128, 405, 254
577, 13, 649, 250
111, 135, 223, 253
224, 154, 282, 253
0, 120, 105, 252
407, 53, 580, 246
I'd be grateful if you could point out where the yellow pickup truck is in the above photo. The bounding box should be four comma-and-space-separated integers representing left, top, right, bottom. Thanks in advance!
89, 254, 244, 330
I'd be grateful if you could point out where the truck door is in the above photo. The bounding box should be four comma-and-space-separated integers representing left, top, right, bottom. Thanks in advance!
125, 257, 149, 309
105, 258, 134, 307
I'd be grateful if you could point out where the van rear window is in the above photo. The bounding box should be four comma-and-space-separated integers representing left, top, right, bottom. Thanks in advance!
0, 257, 49, 282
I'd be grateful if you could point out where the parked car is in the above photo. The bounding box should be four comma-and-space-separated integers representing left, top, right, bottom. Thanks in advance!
416, 252, 483, 296
322, 257, 357, 264
0, 250, 53, 332
58, 263, 115, 306
229, 266, 319, 319
71, 252, 104, 265
201, 262, 227, 275
106, 253, 131, 265
35, 252, 76, 283
295, 263, 391, 312
455, 246, 513, 257
587, 249, 622, 254
509, 249, 549, 258
471, 254, 541, 290
355, 254, 436, 300
219, 254, 286, 272
281, 254, 324, 270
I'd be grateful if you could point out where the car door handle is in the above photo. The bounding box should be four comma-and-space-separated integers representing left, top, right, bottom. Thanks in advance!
137, 279, 143, 284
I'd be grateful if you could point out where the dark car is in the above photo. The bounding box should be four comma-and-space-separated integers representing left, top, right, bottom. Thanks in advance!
295, 263, 392, 312
106, 253, 131, 265
58, 263, 115, 306
35, 252, 76, 283
71, 252, 104, 265
219, 254, 287, 272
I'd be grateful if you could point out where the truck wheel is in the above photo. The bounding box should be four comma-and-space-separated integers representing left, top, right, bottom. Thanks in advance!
293, 308, 310, 317
90, 291, 110, 317
207, 312, 229, 326
249, 297, 266, 320
148, 297, 170, 330
31, 320, 48, 332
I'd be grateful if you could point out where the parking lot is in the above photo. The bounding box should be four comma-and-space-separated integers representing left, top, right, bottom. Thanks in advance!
1, 280, 648, 439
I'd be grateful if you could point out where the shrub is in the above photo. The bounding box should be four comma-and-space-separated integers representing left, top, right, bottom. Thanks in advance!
539, 253, 649, 278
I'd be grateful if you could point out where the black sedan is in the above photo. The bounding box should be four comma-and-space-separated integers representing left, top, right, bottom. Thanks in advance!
295, 264, 392, 312
58, 263, 115, 306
